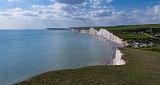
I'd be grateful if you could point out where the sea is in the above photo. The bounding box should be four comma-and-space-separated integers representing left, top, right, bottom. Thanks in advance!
0, 30, 113, 85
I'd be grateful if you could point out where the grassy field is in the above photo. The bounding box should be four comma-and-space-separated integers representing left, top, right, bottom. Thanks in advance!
104, 25, 160, 44
94, 24, 160, 31
15, 48, 160, 85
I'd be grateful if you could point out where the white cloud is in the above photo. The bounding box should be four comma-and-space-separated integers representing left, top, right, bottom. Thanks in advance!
106, 0, 113, 3
0, 2, 87, 29
90, 0, 101, 5
8, 0, 17, 2
153, 5, 160, 13
90, 5, 101, 9
51, 0, 85, 5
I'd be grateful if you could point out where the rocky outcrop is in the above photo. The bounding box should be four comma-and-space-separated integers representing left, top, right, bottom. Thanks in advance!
70, 27, 128, 65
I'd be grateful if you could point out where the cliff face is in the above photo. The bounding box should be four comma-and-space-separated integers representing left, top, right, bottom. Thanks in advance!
88, 27, 98, 35
70, 28, 79, 32
77, 27, 128, 47
80, 30, 88, 33
97, 29, 128, 46
107, 48, 126, 65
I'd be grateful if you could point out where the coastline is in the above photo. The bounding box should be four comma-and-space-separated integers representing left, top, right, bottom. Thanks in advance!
15, 24, 160, 84
70, 27, 128, 65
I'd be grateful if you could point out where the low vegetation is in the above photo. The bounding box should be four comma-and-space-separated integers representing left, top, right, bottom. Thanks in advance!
70, 27, 90, 30
14, 48, 160, 85
103, 24, 160, 44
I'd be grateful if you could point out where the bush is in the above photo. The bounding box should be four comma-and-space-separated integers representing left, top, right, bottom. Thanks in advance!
141, 47, 160, 52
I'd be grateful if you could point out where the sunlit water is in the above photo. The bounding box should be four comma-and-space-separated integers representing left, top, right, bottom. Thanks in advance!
0, 30, 113, 85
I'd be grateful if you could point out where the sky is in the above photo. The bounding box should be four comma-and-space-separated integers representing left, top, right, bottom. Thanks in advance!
0, 0, 160, 29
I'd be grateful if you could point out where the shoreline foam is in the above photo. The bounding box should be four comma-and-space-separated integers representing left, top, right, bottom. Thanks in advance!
70, 27, 128, 65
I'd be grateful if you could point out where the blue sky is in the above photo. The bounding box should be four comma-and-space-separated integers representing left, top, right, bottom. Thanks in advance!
0, 0, 160, 29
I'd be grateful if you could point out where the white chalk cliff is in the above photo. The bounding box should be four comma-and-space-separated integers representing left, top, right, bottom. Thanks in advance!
107, 48, 126, 65
86, 27, 128, 46
80, 30, 88, 33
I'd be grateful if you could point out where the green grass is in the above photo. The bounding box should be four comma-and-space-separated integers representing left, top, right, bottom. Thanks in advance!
95, 24, 160, 30
95, 24, 160, 44
15, 48, 160, 85
140, 47, 160, 52
119, 32, 150, 39
71, 27, 90, 30
71, 24, 160, 44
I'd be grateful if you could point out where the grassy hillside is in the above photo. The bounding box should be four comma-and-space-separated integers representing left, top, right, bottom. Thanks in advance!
73, 24, 160, 52
72, 24, 160, 44
15, 48, 160, 85
95, 24, 160, 30
95, 24, 160, 43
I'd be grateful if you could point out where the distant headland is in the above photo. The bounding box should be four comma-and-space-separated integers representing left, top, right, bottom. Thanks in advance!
46, 28, 68, 30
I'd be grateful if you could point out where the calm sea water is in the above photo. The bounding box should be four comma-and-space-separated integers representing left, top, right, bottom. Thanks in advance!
0, 30, 113, 85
